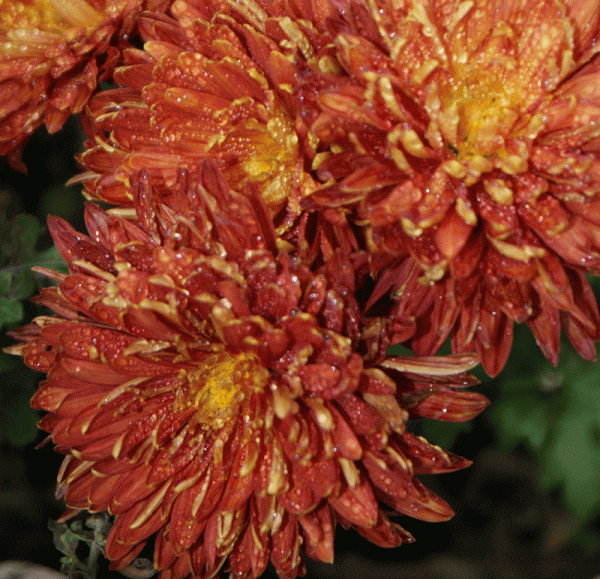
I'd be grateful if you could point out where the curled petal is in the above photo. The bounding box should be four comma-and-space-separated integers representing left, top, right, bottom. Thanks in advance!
380, 353, 479, 376
408, 385, 490, 422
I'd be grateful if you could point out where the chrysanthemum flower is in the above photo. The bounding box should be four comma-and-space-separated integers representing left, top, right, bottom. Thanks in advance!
0, 0, 145, 167
7, 162, 488, 579
76, 0, 329, 208
301, 0, 600, 375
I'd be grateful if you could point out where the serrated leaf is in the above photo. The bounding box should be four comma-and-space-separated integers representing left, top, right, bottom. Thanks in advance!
0, 212, 68, 330
538, 364, 600, 521
540, 414, 600, 521
489, 390, 549, 452
487, 330, 600, 524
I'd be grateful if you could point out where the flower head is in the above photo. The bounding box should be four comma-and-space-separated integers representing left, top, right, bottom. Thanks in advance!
301, 0, 600, 375
77, 0, 330, 208
0, 0, 144, 166
8, 161, 488, 579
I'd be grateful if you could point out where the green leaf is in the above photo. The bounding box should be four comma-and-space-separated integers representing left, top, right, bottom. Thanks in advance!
49, 520, 80, 558
14, 213, 41, 258
487, 326, 600, 526
0, 211, 67, 330
49, 513, 113, 579
535, 365, 600, 521
0, 295, 24, 327
6, 266, 36, 301
540, 413, 600, 521
0, 270, 11, 294
489, 389, 549, 452
1, 213, 40, 262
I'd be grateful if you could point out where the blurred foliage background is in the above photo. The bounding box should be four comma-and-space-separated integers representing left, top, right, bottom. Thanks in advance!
1, 120, 600, 579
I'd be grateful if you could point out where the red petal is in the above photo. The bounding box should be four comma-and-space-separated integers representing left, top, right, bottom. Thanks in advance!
355, 512, 414, 548
328, 475, 378, 527
527, 300, 561, 365
393, 432, 472, 474
409, 385, 490, 422
298, 504, 335, 564
270, 510, 304, 578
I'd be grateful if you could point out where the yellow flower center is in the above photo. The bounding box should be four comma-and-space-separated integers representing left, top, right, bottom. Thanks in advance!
212, 98, 305, 207
409, 5, 567, 182
239, 113, 300, 205
177, 351, 269, 430
441, 65, 521, 160
432, 53, 545, 184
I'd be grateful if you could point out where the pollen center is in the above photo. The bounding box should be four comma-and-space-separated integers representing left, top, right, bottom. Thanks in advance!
440, 64, 522, 160
179, 351, 269, 430
214, 101, 302, 206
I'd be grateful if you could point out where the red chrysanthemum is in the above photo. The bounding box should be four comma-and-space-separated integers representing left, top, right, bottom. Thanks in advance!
8, 162, 488, 579
298, 0, 600, 375
0, 0, 147, 167
75, 0, 333, 207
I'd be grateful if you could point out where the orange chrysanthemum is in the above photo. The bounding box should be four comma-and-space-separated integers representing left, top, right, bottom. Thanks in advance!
299, 0, 600, 375
8, 162, 488, 579
76, 0, 331, 207
0, 0, 145, 166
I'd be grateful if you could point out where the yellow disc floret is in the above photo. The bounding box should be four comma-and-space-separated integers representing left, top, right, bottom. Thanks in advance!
177, 351, 270, 430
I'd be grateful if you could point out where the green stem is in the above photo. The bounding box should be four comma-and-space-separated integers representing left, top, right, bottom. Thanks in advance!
87, 539, 101, 579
